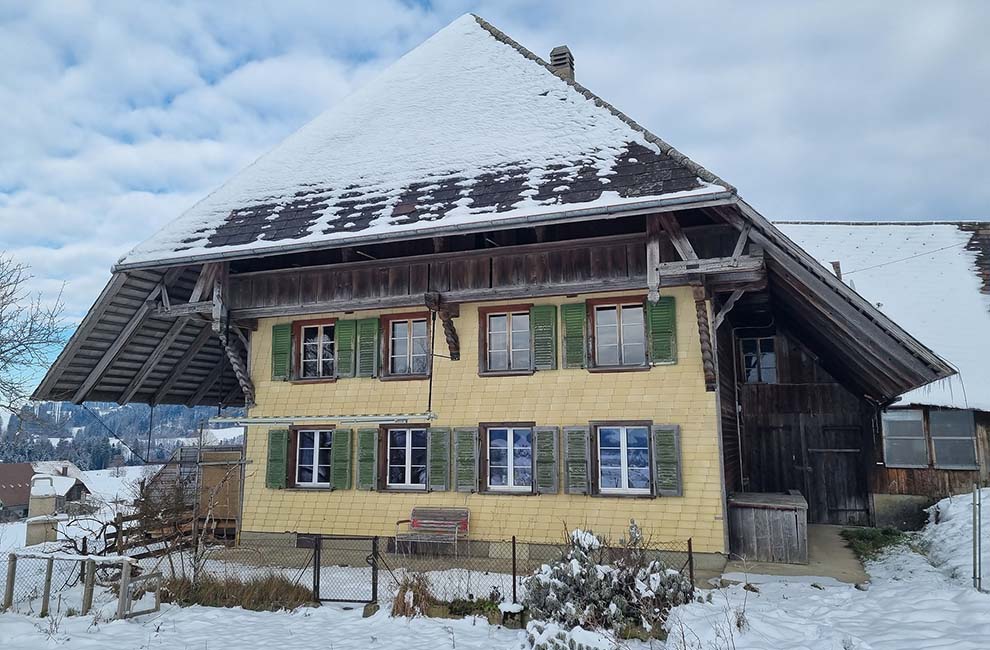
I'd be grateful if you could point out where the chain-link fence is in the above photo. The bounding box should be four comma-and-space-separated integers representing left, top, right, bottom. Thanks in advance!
2, 552, 127, 617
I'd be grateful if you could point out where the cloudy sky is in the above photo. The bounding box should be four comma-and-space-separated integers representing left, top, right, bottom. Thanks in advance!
2, 0, 988, 341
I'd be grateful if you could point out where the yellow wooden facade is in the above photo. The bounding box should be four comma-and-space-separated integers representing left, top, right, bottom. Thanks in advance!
239, 287, 727, 554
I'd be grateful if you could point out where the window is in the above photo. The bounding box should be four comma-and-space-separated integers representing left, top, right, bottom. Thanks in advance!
740, 337, 776, 383
593, 304, 646, 367
386, 317, 429, 376
486, 311, 531, 372
387, 428, 428, 489
487, 427, 533, 492
299, 323, 335, 379
295, 430, 333, 486
596, 425, 650, 494
882, 410, 928, 468
930, 410, 977, 469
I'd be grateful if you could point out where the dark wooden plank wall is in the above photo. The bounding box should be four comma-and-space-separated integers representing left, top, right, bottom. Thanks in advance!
716, 324, 741, 492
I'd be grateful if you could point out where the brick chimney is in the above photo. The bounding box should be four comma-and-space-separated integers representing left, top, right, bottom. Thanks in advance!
549, 45, 574, 81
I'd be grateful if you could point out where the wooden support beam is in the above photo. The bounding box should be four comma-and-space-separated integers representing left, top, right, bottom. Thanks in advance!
693, 284, 717, 391
152, 325, 214, 405
731, 223, 751, 263
187, 360, 226, 407
425, 292, 461, 361
155, 301, 213, 317
713, 289, 745, 329
221, 382, 244, 407
646, 214, 662, 303
118, 317, 191, 404
659, 214, 699, 261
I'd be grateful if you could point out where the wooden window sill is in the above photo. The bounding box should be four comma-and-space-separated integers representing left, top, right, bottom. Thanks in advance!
379, 374, 430, 382
284, 486, 333, 492
478, 369, 535, 378
382, 486, 429, 492
289, 377, 337, 385
586, 365, 650, 374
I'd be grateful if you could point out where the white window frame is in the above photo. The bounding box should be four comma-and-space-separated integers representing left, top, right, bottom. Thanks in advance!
486, 427, 533, 492
593, 304, 646, 367
881, 409, 929, 469
930, 409, 978, 470
295, 429, 333, 487
486, 312, 532, 372
740, 336, 777, 384
388, 319, 430, 376
299, 323, 335, 379
597, 425, 651, 495
386, 428, 428, 490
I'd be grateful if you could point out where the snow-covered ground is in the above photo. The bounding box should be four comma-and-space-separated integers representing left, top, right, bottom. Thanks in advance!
919, 487, 990, 587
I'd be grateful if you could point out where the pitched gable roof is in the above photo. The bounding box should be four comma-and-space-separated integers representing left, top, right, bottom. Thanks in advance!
778, 221, 990, 411
118, 14, 732, 270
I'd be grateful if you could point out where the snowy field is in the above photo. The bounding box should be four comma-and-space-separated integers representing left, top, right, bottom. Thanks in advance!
2, 487, 990, 649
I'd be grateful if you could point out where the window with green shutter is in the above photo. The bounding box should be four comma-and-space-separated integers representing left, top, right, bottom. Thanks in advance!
265, 429, 288, 489
356, 317, 379, 377
563, 426, 590, 494
653, 424, 682, 496
330, 429, 352, 490
646, 297, 677, 364
530, 305, 557, 370
428, 427, 451, 491
560, 303, 587, 369
454, 427, 479, 493
355, 428, 377, 490
335, 320, 357, 378
270, 324, 291, 380
534, 426, 559, 494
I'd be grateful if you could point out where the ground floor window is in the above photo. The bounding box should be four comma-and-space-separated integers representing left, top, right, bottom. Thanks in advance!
882, 408, 977, 470
930, 409, 977, 469
596, 425, 650, 495
486, 427, 533, 492
295, 429, 333, 486
386, 428, 428, 489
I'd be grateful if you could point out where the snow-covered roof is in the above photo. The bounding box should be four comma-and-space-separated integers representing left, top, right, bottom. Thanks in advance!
117, 14, 731, 270
30, 474, 79, 498
777, 221, 990, 411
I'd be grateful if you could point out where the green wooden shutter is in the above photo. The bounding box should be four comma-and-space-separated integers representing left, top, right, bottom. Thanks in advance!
329, 429, 353, 490
356, 318, 379, 377
560, 303, 587, 369
530, 305, 557, 370
355, 428, 377, 490
646, 296, 677, 364
453, 427, 479, 493
335, 320, 357, 378
653, 424, 682, 497
534, 426, 559, 494
563, 426, 590, 494
270, 324, 292, 380
265, 429, 288, 489
428, 427, 451, 491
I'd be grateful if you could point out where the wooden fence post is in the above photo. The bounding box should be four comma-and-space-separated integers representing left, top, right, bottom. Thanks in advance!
116, 561, 132, 619
2, 554, 15, 611
40, 557, 54, 617
81, 560, 96, 615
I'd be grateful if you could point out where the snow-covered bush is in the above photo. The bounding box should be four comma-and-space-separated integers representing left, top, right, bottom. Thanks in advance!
525, 620, 614, 650
522, 522, 694, 638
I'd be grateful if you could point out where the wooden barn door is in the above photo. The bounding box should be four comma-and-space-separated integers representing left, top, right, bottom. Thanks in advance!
804, 424, 869, 525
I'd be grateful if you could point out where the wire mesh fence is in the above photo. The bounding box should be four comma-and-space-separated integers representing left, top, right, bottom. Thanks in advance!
2, 553, 127, 617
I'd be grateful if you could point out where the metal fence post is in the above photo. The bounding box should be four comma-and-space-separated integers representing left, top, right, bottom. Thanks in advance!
511, 536, 517, 604
687, 538, 695, 587
312, 536, 321, 602
82, 560, 96, 615
40, 557, 54, 617
371, 537, 379, 604
974, 484, 983, 592
3, 554, 15, 611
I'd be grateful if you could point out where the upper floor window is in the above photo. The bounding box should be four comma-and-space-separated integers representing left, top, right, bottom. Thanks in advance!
298, 322, 335, 379
386, 428, 428, 489
295, 429, 333, 486
592, 304, 646, 367
596, 425, 651, 495
486, 426, 533, 492
486, 311, 531, 372
740, 337, 776, 384
384, 315, 429, 377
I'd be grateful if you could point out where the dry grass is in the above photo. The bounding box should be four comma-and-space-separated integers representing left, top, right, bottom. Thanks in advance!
163, 573, 314, 611
391, 573, 436, 617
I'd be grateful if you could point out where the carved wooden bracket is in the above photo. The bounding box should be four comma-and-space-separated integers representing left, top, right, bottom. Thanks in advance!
693, 284, 717, 392
425, 292, 461, 361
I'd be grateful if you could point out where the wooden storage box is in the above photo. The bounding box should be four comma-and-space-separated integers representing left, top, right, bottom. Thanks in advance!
728, 492, 808, 564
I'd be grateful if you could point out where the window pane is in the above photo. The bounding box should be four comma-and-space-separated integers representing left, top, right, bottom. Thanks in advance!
299, 431, 315, 449
741, 339, 758, 355
628, 468, 650, 490
319, 431, 334, 447
512, 313, 529, 333
488, 350, 509, 371
303, 344, 318, 361
627, 427, 649, 448
513, 429, 532, 448
411, 354, 429, 374
489, 449, 508, 465
627, 448, 650, 468
514, 467, 532, 487
596, 324, 618, 346
411, 466, 427, 485
318, 448, 331, 466
513, 447, 532, 467
934, 438, 977, 468
600, 448, 622, 467
884, 438, 929, 466
622, 342, 646, 365
743, 354, 759, 382
930, 410, 975, 438
412, 320, 427, 337
302, 361, 318, 378
322, 341, 334, 359
601, 467, 622, 489
511, 350, 530, 370
597, 344, 619, 366
761, 367, 777, 384
489, 429, 508, 448
317, 465, 330, 483
599, 428, 621, 448
511, 327, 530, 352
303, 327, 318, 344
390, 430, 407, 447
389, 448, 406, 465
411, 448, 427, 466
411, 429, 427, 447
391, 356, 409, 374
489, 332, 508, 353
596, 307, 617, 326
392, 321, 408, 340
490, 466, 508, 486
488, 314, 507, 333
388, 466, 405, 484
622, 305, 644, 324
412, 337, 429, 356
391, 336, 409, 357
883, 412, 925, 438
298, 466, 313, 483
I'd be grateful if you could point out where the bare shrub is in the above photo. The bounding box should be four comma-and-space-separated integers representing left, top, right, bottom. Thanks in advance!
391, 573, 437, 617
162, 573, 312, 611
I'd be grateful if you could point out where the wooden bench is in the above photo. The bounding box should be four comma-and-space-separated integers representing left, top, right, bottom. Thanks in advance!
395, 507, 470, 553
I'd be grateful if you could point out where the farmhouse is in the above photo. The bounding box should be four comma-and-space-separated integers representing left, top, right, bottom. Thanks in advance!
34, 15, 955, 560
